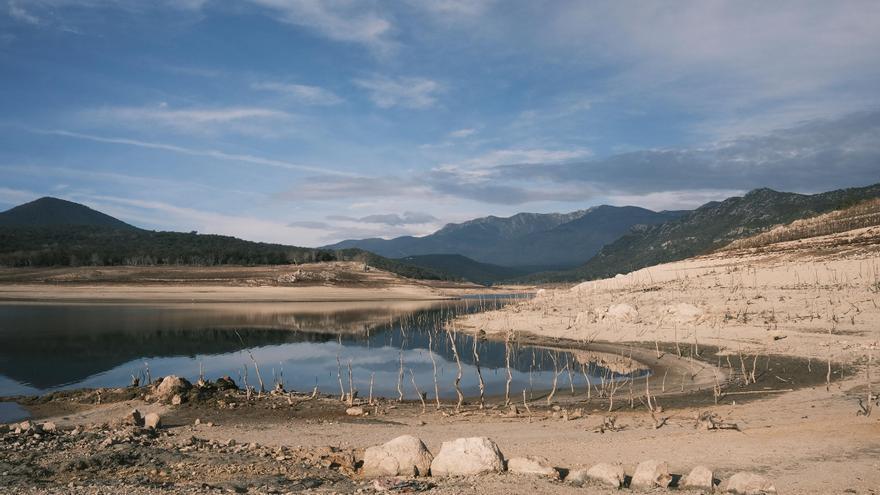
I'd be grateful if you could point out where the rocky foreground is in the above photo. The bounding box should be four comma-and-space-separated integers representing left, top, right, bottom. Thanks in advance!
3, 370, 840, 495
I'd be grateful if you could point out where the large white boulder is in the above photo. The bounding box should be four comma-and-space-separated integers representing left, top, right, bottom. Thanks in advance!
430, 437, 505, 476
725, 472, 777, 494
586, 462, 626, 488
666, 303, 704, 323
605, 303, 639, 322
507, 456, 558, 478
630, 459, 672, 489
155, 375, 192, 403
362, 435, 433, 477
683, 465, 715, 490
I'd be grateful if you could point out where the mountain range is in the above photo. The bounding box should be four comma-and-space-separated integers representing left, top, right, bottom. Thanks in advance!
531, 183, 880, 282
325, 206, 686, 270
3, 182, 879, 286
0, 197, 454, 282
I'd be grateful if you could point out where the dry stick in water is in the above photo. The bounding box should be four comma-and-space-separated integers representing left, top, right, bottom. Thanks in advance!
235, 330, 265, 395
397, 350, 405, 402
448, 331, 464, 412
522, 389, 532, 422
428, 332, 441, 410
547, 352, 560, 405
826, 357, 832, 392
347, 359, 355, 406
410, 369, 427, 414
504, 332, 513, 406
473, 336, 485, 409
336, 355, 345, 401
866, 350, 874, 417
580, 364, 592, 402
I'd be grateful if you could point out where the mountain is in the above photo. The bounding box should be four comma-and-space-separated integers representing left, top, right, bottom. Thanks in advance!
395, 254, 527, 286
0, 196, 138, 230
529, 183, 880, 282
0, 197, 457, 282
324, 206, 686, 270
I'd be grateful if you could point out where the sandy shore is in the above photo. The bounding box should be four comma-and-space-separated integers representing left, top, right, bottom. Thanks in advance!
0, 284, 451, 304
0, 262, 474, 303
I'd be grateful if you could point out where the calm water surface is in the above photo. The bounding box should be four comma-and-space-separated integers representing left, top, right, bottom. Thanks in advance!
0, 296, 645, 406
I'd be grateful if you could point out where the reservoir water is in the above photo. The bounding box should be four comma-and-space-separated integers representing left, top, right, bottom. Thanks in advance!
0, 296, 647, 404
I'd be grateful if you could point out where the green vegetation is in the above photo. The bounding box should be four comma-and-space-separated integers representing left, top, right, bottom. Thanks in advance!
394, 254, 526, 286
0, 225, 333, 267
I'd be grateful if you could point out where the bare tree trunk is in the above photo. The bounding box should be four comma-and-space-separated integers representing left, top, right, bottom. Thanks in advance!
347, 359, 355, 406
410, 369, 427, 414
428, 332, 441, 410
473, 336, 485, 409
336, 355, 345, 401
448, 331, 464, 412
547, 352, 560, 405
504, 332, 513, 406
397, 351, 405, 402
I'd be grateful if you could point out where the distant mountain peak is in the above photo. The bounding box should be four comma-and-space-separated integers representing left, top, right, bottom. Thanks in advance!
0, 196, 138, 230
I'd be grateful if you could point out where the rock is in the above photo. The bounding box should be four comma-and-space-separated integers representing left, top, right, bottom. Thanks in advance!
18, 420, 34, 431
155, 375, 192, 403
683, 465, 714, 490
630, 459, 672, 489
345, 407, 364, 416
216, 376, 238, 390
565, 468, 589, 486
123, 409, 144, 427
40, 421, 57, 433
507, 456, 558, 478
667, 303, 704, 323
171, 394, 183, 406
362, 435, 434, 477
605, 303, 639, 322
144, 412, 161, 430
430, 437, 505, 476
586, 462, 626, 488
725, 472, 777, 494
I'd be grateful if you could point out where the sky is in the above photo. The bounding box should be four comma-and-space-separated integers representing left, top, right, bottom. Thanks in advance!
1, 0, 879, 247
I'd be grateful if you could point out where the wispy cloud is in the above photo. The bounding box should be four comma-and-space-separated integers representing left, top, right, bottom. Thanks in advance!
276, 175, 425, 200
74, 194, 325, 245
436, 147, 593, 175
27, 128, 352, 176
8, 1, 41, 25
433, 110, 880, 205
246, 0, 394, 55
327, 211, 438, 226
354, 75, 443, 109
448, 127, 477, 139
80, 104, 293, 137
0, 186, 40, 207
251, 81, 343, 106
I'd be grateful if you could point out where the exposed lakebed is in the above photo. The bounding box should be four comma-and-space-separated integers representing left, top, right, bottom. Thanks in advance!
0, 296, 649, 416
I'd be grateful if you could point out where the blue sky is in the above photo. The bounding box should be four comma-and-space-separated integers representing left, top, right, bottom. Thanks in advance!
1, 0, 879, 246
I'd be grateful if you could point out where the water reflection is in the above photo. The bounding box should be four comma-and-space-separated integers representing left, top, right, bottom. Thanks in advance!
0, 298, 647, 398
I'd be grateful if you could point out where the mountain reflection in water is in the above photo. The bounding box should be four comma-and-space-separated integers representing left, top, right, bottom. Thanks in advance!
0, 297, 647, 398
